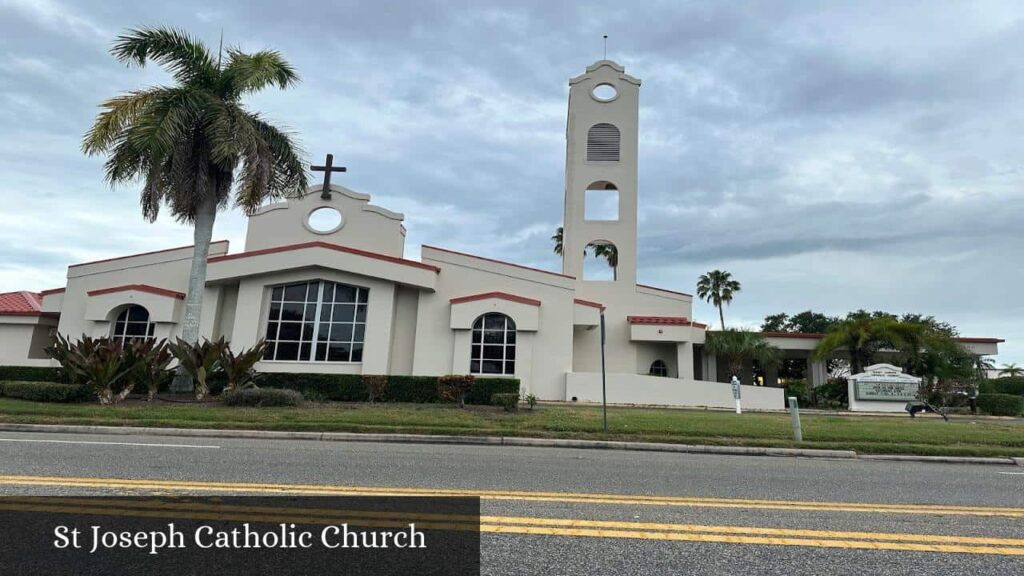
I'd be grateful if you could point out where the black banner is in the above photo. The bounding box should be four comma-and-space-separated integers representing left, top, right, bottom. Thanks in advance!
0, 496, 480, 575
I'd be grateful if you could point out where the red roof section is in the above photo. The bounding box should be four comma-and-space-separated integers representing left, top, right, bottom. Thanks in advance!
574, 298, 606, 310
209, 241, 440, 272
87, 284, 186, 300
636, 283, 693, 298
0, 291, 43, 316
450, 292, 542, 307
628, 315, 707, 328
423, 245, 575, 279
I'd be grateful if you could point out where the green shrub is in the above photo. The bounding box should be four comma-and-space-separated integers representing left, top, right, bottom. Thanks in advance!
220, 341, 268, 393
233, 372, 520, 405
977, 393, 1023, 416
465, 377, 519, 405
816, 379, 849, 409
384, 376, 440, 403
0, 381, 92, 403
255, 372, 365, 401
984, 377, 1024, 396
491, 392, 519, 412
0, 366, 63, 383
222, 388, 303, 407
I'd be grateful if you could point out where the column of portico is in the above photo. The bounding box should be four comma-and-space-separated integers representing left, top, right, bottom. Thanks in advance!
676, 342, 694, 380
808, 359, 828, 387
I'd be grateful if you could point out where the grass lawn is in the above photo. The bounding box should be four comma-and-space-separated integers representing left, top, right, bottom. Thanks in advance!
0, 397, 1021, 457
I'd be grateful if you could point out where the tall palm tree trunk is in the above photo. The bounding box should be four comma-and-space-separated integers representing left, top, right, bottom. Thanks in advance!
718, 306, 725, 330
169, 194, 218, 392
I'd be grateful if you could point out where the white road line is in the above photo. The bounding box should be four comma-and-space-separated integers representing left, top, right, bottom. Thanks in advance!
0, 438, 220, 449
995, 471, 1024, 475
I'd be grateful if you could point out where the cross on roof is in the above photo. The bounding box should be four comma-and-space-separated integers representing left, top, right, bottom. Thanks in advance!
311, 153, 347, 200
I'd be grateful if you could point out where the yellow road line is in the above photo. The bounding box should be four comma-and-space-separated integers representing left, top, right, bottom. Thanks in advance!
2, 475, 1021, 518
0, 498, 1021, 556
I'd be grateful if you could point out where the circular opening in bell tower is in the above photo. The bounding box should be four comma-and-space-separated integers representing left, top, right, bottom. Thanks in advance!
591, 83, 618, 102
306, 206, 344, 234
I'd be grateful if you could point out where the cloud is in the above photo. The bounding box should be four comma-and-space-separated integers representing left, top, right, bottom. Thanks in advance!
0, 0, 1022, 364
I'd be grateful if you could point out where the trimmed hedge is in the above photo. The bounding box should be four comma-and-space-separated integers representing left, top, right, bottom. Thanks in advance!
977, 393, 1023, 417
242, 373, 518, 405
0, 366, 63, 383
981, 377, 1024, 397
222, 388, 304, 407
0, 381, 91, 403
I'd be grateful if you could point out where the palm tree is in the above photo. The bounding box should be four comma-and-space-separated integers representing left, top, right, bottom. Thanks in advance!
1001, 363, 1023, 378
696, 270, 741, 329
592, 243, 618, 280
704, 329, 781, 383
813, 316, 920, 376
82, 27, 308, 391
552, 227, 563, 255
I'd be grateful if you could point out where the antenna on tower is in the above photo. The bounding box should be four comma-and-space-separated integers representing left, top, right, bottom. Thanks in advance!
603, 35, 608, 60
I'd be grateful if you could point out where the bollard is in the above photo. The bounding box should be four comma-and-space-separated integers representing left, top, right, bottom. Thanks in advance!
788, 396, 803, 442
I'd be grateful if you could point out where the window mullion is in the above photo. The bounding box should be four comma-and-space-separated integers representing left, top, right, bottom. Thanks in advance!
309, 281, 326, 362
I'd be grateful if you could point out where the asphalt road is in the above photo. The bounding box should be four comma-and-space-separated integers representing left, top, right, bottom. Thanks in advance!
0, 430, 1022, 575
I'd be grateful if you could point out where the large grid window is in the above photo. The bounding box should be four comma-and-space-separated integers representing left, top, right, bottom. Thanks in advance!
649, 359, 668, 377
470, 313, 516, 375
110, 305, 155, 345
263, 280, 368, 363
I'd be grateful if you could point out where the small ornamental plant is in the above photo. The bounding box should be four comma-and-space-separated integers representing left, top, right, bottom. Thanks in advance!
437, 374, 475, 408
491, 393, 519, 412
363, 375, 388, 403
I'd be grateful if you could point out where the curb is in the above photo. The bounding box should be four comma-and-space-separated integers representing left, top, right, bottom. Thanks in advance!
0, 423, 1018, 465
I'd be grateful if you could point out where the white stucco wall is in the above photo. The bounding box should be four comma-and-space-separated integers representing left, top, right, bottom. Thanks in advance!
566, 372, 785, 410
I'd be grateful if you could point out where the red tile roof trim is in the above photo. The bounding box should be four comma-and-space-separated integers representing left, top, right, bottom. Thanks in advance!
0, 291, 43, 316
209, 241, 441, 272
573, 298, 606, 310
69, 240, 230, 268
423, 245, 575, 279
636, 283, 693, 298
628, 315, 707, 328
450, 292, 542, 307
87, 284, 186, 300
40, 287, 66, 296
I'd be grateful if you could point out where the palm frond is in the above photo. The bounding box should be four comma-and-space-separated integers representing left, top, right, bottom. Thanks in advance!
112, 27, 217, 85
222, 49, 300, 97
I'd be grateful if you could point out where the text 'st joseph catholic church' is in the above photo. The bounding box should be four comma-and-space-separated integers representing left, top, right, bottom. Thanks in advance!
0, 61, 1002, 409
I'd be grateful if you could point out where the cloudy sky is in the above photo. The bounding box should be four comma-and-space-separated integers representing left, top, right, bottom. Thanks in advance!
1, 0, 1022, 365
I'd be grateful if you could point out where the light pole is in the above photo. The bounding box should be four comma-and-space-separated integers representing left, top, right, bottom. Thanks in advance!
600, 311, 608, 434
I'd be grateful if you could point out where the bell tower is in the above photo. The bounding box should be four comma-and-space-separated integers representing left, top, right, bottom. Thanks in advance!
562, 60, 641, 286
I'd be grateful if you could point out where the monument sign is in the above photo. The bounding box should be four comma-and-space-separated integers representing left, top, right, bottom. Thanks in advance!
847, 363, 922, 412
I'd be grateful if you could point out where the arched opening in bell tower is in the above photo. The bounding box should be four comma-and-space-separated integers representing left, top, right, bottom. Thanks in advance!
584, 181, 619, 221
583, 240, 618, 281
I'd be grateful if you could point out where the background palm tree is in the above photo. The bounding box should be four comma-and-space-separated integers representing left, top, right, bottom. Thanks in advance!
82, 27, 308, 391
704, 329, 781, 382
1001, 363, 1024, 378
552, 227, 563, 255
591, 243, 618, 280
696, 270, 741, 329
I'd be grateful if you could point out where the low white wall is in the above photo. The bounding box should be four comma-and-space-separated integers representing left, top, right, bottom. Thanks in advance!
566, 372, 785, 410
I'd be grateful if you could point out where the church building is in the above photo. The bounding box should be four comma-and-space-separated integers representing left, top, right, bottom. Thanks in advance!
0, 61, 1002, 410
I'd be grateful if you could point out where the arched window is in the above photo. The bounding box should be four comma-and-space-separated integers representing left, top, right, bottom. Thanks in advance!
471, 313, 516, 375
587, 123, 620, 161
649, 359, 668, 377
111, 305, 155, 345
